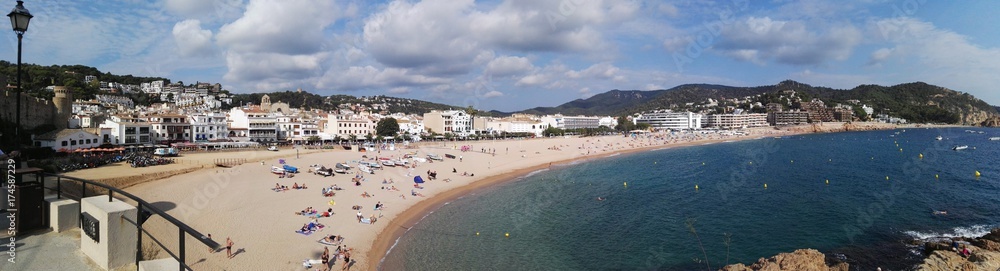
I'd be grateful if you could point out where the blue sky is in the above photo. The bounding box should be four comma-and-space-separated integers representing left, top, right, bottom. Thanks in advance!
3, 0, 1000, 112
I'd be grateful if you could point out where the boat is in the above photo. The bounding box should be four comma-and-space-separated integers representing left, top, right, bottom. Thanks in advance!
381, 160, 396, 167
990, 137, 1000, 141
953, 145, 969, 151
271, 166, 286, 174
358, 164, 373, 174
282, 164, 299, 173
935, 136, 943, 141
368, 162, 382, 169
313, 166, 334, 177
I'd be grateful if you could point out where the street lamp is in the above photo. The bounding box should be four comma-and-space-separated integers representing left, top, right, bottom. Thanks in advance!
7, 0, 31, 162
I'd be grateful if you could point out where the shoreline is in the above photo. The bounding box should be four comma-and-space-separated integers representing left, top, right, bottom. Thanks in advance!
365, 131, 802, 270
365, 122, 956, 270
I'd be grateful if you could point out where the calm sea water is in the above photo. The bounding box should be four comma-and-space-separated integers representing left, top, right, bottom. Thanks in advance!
379, 128, 1000, 271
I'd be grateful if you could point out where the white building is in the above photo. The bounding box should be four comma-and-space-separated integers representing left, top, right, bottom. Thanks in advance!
228, 107, 277, 142
189, 112, 229, 142
324, 114, 375, 139
703, 113, 769, 129
33, 129, 104, 151
99, 115, 153, 145
485, 118, 549, 137
540, 114, 604, 130
423, 110, 473, 136
635, 111, 703, 130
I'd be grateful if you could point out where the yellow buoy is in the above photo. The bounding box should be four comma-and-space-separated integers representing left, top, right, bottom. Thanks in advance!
825, 179, 829, 184
899, 148, 903, 152
695, 184, 699, 190
476, 232, 480, 236
975, 171, 981, 177
919, 153, 923, 159
764, 183, 768, 189
886, 176, 890, 180
328, 200, 335, 206
505, 232, 510, 238
624, 182, 627, 187
935, 174, 939, 179
749, 161, 753, 165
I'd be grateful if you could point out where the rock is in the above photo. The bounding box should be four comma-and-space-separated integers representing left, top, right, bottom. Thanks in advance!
917, 247, 1000, 271
980, 116, 1000, 127
972, 239, 1000, 252
718, 249, 846, 271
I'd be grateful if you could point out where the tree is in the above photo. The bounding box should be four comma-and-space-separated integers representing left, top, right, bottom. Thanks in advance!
375, 117, 399, 137
306, 135, 320, 142
616, 116, 635, 131
543, 126, 564, 137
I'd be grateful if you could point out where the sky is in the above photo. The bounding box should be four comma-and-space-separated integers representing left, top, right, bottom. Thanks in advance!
3, 0, 1000, 112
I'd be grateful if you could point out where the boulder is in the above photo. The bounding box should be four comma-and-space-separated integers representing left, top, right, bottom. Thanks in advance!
718, 249, 846, 271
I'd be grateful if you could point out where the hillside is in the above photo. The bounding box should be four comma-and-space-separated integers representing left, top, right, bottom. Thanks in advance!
518, 89, 668, 116
226, 92, 487, 115
516, 80, 999, 125
0, 61, 169, 101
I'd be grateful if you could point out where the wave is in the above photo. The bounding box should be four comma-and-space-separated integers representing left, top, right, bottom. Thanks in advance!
522, 168, 549, 178
903, 224, 995, 240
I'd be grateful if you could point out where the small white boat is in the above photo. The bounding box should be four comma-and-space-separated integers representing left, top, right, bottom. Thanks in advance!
953, 145, 969, 151
381, 160, 396, 167
989, 137, 1000, 141
271, 166, 286, 174
935, 136, 943, 141
358, 164, 373, 174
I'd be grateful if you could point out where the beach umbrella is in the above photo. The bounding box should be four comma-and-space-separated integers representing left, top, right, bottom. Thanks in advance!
414, 176, 425, 184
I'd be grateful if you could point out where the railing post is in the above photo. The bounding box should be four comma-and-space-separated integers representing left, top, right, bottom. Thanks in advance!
82, 182, 86, 198
108, 190, 113, 202
178, 228, 185, 271
136, 203, 142, 271
56, 176, 62, 199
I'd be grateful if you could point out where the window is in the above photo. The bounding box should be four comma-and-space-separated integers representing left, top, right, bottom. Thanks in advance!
85, 139, 90, 144
71, 140, 77, 146
61, 141, 68, 146
139, 127, 150, 134
125, 127, 137, 134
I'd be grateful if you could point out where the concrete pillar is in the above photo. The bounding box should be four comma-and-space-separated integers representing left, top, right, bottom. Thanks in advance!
44, 196, 79, 232
80, 196, 137, 271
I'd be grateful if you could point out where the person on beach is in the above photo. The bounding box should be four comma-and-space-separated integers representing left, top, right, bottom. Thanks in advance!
226, 237, 234, 259
356, 211, 363, 222
322, 247, 330, 265
341, 250, 351, 270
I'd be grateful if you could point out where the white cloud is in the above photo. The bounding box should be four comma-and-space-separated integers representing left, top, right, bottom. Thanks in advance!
483, 90, 504, 98
715, 17, 862, 66
485, 56, 534, 77
866, 48, 894, 66
866, 17, 1000, 103
172, 20, 215, 57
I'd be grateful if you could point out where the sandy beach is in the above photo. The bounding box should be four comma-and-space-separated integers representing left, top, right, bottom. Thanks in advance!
88, 122, 908, 270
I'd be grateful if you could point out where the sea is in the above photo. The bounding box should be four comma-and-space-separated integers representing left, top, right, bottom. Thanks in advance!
379, 128, 1000, 271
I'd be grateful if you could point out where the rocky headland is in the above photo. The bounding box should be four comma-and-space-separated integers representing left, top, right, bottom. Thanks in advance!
719, 228, 1000, 271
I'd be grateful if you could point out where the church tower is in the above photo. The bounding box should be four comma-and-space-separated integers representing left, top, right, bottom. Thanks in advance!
261, 94, 272, 112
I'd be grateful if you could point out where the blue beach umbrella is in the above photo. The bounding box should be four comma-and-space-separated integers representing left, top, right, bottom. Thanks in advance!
414, 176, 425, 184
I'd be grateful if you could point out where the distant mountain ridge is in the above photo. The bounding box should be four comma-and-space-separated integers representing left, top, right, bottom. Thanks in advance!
514, 80, 998, 125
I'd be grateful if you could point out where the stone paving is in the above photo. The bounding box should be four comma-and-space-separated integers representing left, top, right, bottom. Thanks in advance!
1, 228, 103, 271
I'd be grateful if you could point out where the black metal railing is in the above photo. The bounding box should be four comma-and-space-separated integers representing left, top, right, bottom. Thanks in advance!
36, 172, 218, 271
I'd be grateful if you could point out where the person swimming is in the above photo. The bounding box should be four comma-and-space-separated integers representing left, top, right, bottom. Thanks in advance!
596, 197, 605, 201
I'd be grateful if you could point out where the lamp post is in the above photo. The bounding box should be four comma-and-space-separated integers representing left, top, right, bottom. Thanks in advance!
8, 0, 31, 168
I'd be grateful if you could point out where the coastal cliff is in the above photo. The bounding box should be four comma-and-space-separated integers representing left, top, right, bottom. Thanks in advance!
719, 249, 848, 271
915, 228, 1000, 271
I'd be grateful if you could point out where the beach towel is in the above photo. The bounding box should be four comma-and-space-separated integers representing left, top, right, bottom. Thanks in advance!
317, 238, 344, 246
296, 230, 314, 235
303, 259, 322, 268
360, 218, 371, 224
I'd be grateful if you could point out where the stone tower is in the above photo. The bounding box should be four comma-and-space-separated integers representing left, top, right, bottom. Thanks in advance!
261, 94, 272, 112
52, 86, 72, 130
